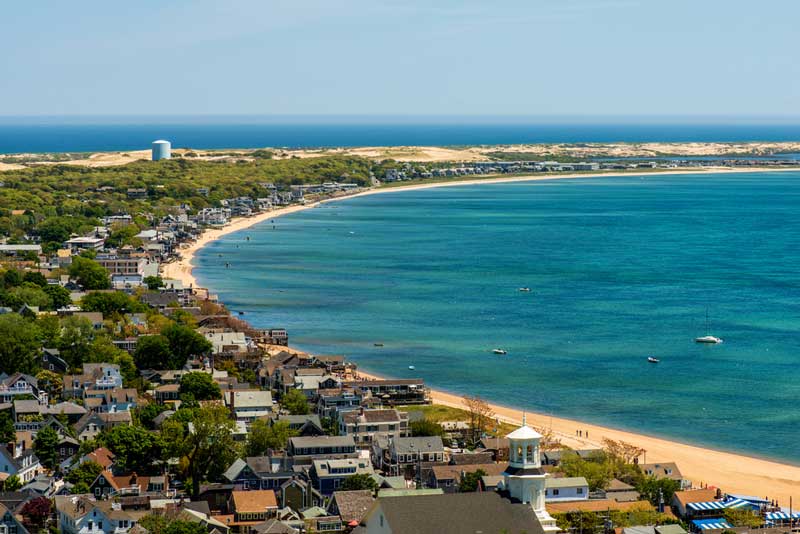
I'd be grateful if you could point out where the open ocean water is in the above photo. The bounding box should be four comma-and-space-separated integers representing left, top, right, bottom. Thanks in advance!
195, 171, 800, 463
3, 119, 800, 153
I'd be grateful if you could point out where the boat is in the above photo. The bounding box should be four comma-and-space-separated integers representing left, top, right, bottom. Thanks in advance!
695, 309, 723, 344
238, 311, 245, 316
408, 365, 415, 370
374, 343, 384, 347
492, 349, 507, 355
518, 287, 531, 292
647, 356, 660, 363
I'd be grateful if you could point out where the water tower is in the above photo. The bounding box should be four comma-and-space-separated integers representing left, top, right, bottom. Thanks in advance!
152, 140, 171, 161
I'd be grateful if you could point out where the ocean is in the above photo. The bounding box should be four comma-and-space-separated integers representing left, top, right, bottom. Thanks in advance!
194, 171, 800, 464
3, 119, 800, 153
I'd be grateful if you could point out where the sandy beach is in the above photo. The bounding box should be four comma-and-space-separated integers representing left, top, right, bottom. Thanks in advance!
162, 167, 800, 504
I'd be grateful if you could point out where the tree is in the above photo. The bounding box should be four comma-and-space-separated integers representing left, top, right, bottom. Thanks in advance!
82, 291, 145, 316
137, 403, 169, 429
458, 468, 487, 492
22, 272, 48, 287
636, 475, 680, 506
134, 334, 173, 370
341, 473, 379, 492
0, 313, 41, 374
181, 404, 236, 497
65, 460, 104, 487
246, 419, 297, 457
58, 316, 94, 369
33, 425, 60, 469
101, 424, 161, 473
162, 324, 212, 367
0, 411, 15, 444
44, 284, 72, 309
410, 418, 445, 437
70, 481, 90, 494
36, 369, 63, 398
462, 395, 494, 446
9, 284, 52, 309
144, 275, 164, 290
20, 496, 52, 528
3, 269, 23, 288
179, 372, 221, 401
69, 256, 110, 289
139, 516, 207, 534
282, 388, 310, 415
723, 508, 763, 528
3, 474, 22, 491
559, 451, 612, 491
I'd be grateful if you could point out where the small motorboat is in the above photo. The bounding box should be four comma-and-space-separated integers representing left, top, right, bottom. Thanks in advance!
695, 335, 723, 344
647, 356, 660, 363
408, 365, 415, 370
374, 343, 384, 347
238, 311, 245, 316
518, 287, 531, 292
492, 349, 508, 355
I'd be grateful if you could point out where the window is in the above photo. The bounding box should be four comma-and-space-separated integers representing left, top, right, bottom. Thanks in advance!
552, 489, 560, 496
577, 488, 583, 494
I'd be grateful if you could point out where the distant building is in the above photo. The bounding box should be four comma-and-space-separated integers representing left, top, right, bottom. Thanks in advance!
152, 140, 171, 161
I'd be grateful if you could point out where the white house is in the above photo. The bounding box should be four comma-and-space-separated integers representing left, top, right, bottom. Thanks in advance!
0, 444, 41, 484
55, 495, 147, 534
226, 390, 274, 422
545, 476, 589, 501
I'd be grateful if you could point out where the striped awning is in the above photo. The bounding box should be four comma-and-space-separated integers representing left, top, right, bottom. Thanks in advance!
692, 519, 733, 531
765, 512, 800, 521
688, 498, 749, 511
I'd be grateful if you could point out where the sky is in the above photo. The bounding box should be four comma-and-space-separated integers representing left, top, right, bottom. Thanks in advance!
1, 0, 799, 117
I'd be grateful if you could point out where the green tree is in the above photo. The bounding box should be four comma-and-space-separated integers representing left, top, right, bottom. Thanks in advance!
65, 460, 104, 486
162, 324, 212, 367
33, 425, 60, 469
724, 508, 764, 528
139, 516, 207, 534
3, 475, 22, 491
340, 473, 379, 492
0, 313, 41, 374
101, 424, 161, 473
560, 451, 612, 491
70, 481, 90, 494
81, 291, 145, 316
179, 372, 221, 401
178, 404, 236, 497
282, 388, 310, 415
636, 475, 681, 506
245, 419, 297, 456
22, 272, 48, 287
58, 316, 94, 369
3, 269, 23, 288
458, 468, 487, 492
36, 369, 63, 398
0, 411, 16, 444
137, 403, 169, 429
9, 284, 52, 309
144, 276, 164, 290
134, 334, 173, 370
69, 256, 110, 289
410, 418, 445, 437
44, 284, 72, 309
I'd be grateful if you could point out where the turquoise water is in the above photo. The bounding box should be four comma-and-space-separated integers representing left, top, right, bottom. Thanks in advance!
195, 172, 800, 463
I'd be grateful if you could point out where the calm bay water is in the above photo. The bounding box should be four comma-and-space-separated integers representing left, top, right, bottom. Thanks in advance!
195, 172, 800, 463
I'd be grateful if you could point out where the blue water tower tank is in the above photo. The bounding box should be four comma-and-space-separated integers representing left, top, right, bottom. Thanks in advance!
152, 140, 171, 161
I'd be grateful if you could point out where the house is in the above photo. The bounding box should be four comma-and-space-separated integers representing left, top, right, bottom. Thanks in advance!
339, 409, 408, 448
0, 373, 40, 404
74, 413, 105, 442
250, 519, 298, 534
428, 463, 506, 492
273, 415, 325, 436
342, 379, 429, 405
65, 236, 105, 252
205, 332, 248, 355
287, 436, 358, 465
304, 515, 343, 533
79, 447, 115, 471
40, 349, 69, 373
293, 373, 340, 399
154, 384, 180, 404
545, 476, 589, 501
310, 458, 374, 496
317, 391, 362, 420
327, 490, 374, 527
223, 456, 295, 491
226, 390, 274, 422
55, 494, 148, 534
640, 462, 690, 489
378, 436, 445, 477
63, 364, 123, 398
671, 488, 721, 519
0, 439, 41, 483
223, 490, 279, 534
0, 502, 30, 534
279, 478, 323, 512
604, 478, 641, 502
357, 492, 545, 534
89, 470, 167, 498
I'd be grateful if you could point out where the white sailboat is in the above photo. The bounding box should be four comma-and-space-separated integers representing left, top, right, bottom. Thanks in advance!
695, 309, 723, 344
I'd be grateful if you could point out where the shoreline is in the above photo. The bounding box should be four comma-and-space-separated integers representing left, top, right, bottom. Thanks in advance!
162, 166, 800, 503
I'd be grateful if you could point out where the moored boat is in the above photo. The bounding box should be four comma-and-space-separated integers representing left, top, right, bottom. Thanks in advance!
492, 348, 507, 355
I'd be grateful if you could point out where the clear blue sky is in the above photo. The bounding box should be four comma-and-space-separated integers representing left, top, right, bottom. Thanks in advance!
2, 0, 798, 117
